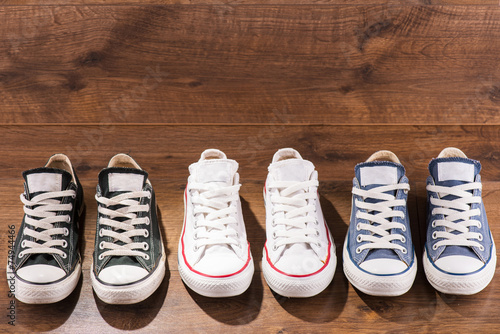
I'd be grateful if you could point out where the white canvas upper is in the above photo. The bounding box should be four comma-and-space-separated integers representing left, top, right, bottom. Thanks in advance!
178, 149, 254, 297
262, 148, 336, 297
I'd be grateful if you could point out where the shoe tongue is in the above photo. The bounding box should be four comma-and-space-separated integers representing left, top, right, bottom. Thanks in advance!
190, 159, 237, 186
23, 167, 73, 196
268, 159, 315, 182
429, 157, 480, 187
355, 161, 404, 190
98, 167, 148, 197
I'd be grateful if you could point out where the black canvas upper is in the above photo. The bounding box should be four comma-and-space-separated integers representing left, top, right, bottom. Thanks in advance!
93, 167, 163, 286
13, 166, 84, 281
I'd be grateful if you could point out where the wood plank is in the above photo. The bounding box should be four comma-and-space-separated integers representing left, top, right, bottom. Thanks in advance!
0, 0, 497, 7
1, 125, 500, 181
1, 6, 500, 124
1, 178, 499, 332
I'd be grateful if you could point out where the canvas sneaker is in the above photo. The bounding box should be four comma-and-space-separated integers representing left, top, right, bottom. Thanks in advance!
91, 154, 166, 304
178, 149, 254, 297
423, 147, 496, 295
262, 148, 336, 298
8, 154, 84, 304
343, 150, 416, 296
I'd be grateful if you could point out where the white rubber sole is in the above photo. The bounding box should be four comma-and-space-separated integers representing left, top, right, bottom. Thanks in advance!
343, 242, 417, 297
262, 246, 336, 298
178, 255, 254, 298
423, 243, 497, 295
91, 248, 166, 304
8, 261, 81, 304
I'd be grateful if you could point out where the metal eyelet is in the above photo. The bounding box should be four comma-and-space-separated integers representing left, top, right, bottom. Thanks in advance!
66, 216, 71, 223
273, 244, 278, 251
98, 254, 104, 260
193, 245, 199, 252
356, 223, 361, 231
356, 235, 362, 243
479, 245, 485, 251
478, 222, 482, 228
147, 192, 152, 199
272, 231, 277, 239
314, 220, 319, 226
401, 226, 407, 232
143, 230, 149, 238
316, 242, 321, 247
355, 247, 362, 254
401, 248, 407, 254
432, 244, 438, 250
142, 242, 149, 250
18, 253, 24, 258
432, 221, 436, 228
401, 236, 406, 243
62, 240, 68, 248
193, 232, 198, 240
61, 252, 67, 259
432, 232, 438, 239
145, 217, 150, 226
64, 228, 69, 236
99, 241, 105, 250
144, 254, 150, 260
99, 229, 104, 237
478, 234, 483, 241
21, 240, 26, 248
71, 194, 76, 199
315, 230, 320, 237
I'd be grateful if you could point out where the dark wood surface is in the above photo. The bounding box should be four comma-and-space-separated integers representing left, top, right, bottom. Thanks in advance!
1, 6, 500, 124
1, 0, 500, 332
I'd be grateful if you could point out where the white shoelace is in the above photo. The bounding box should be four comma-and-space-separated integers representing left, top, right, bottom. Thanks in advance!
96, 191, 151, 260
189, 182, 241, 251
19, 190, 76, 259
427, 182, 483, 250
268, 180, 319, 250
353, 183, 410, 254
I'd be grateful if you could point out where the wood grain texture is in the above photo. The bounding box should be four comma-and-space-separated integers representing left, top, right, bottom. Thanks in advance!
1, 6, 500, 124
1, 0, 498, 5
1, 125, 500, 182
1, 178, 499, 333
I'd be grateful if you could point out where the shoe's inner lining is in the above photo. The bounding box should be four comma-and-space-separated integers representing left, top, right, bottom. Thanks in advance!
200, 149, 226, 160
46, 154, 72, 173
108, 153, 141, 169
366, 150, 401, 164
275, 148, 301, 162
437, 147, 468, 159
45, 154, 76, 182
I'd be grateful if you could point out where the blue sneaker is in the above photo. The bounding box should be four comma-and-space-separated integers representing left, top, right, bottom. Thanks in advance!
424, 147, 496, 295
343, 150, 417, 296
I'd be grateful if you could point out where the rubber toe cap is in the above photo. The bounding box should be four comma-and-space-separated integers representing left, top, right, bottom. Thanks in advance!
17, 264, 66, 283
98, 265, 148, 284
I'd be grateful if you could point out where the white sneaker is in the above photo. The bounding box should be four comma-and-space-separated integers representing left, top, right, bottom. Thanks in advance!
262, 148, 336, 297
178, 149, 254, 297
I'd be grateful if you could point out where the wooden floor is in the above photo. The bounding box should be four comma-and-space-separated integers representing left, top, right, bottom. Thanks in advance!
1, 0, 500, 332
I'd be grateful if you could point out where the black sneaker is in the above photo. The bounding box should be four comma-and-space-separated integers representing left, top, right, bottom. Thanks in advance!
8, 154, 84, 304
91, 154, 166, 304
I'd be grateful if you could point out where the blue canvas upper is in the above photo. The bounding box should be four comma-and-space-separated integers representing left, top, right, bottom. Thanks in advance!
426, 157, 493, 268
347, 161, 415, 273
